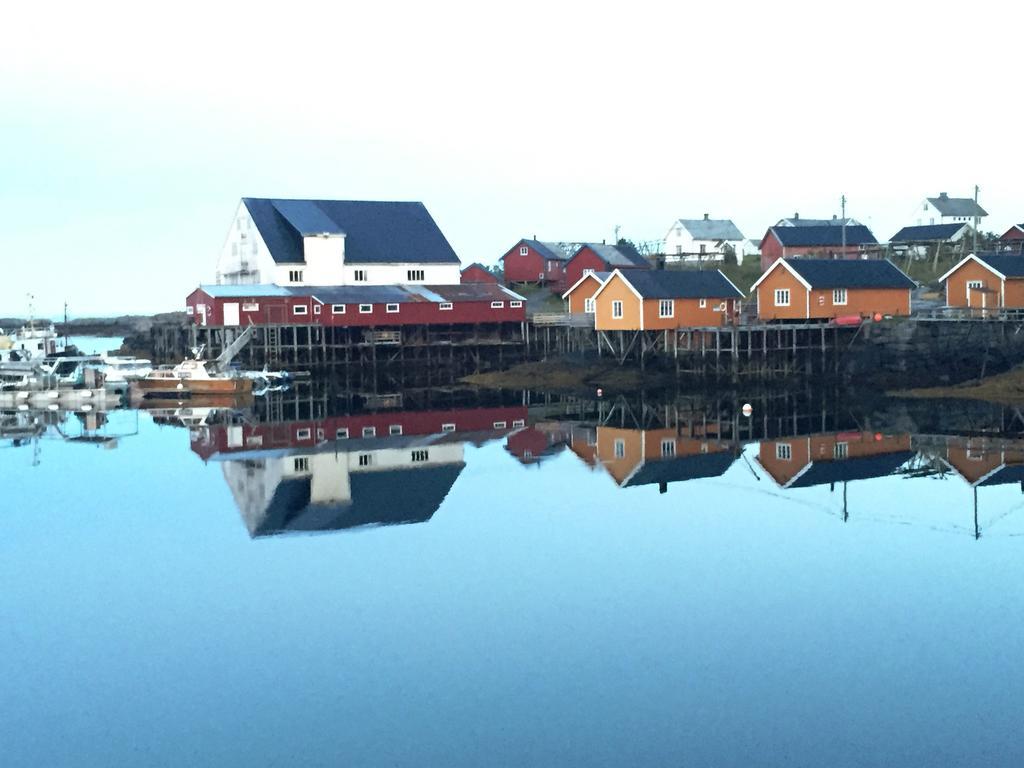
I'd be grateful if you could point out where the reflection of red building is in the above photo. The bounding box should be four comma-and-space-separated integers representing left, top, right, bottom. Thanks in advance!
757, 432, 913, 488
504, 422, 572, 465
942, 437, 1024, 487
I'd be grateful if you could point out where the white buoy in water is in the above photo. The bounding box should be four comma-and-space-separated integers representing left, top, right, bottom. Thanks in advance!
596, 388, 603, 398
742, 403, 752, 417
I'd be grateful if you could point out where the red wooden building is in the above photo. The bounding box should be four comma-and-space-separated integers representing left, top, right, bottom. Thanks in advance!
759, 225, 879, 271
186, 283, 527, 327
499, 239, 573, 287
460, 263, 498, 283
1000, 224, 1024, 253
563, 242, 650, 291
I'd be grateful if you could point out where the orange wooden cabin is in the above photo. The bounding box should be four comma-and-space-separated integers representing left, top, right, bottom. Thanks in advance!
594, 427, 736, 490
938, 253, 1024, 310
561, 271, 610, 314
757, 432, 914, 489
751, 258, 915, 321
590, 269, 743, 331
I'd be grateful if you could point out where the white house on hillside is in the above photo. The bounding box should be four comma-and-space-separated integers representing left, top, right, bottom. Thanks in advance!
912, 192, 987, 227
215, 198, 462, 287
663, 215, 752, 264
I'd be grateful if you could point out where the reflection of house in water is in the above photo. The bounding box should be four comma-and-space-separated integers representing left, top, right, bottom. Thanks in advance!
192, 405, 527, 537
757, 432, 914, 489
504, 422, 570, 466
594, 427, 736, 491
941, 437, 1024, 488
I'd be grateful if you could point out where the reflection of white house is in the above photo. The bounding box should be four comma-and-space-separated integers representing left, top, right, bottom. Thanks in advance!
911, 192, 987, 227
663, 215, 751, 264
215, 198, 463, 288
220, 435, 467, 537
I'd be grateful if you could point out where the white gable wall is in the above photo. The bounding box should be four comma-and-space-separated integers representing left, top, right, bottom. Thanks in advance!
912, 198, 985, 226
663, 221, 746, 265
215, 201, 278, 285
302, 235, 347, 285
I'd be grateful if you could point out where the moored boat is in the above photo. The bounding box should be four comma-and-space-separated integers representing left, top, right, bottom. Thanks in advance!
130, 358, 252, 399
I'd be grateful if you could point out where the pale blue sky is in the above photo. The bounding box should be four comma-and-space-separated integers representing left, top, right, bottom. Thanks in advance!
2, 1, 1020, 316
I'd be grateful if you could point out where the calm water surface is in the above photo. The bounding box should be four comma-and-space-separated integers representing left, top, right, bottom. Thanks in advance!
3, 389, 1024, 767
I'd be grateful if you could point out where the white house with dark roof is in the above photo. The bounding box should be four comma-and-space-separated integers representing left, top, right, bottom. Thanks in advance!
663, 215, 751, 264
912, 192, 987, 227
216, 198, 462, 287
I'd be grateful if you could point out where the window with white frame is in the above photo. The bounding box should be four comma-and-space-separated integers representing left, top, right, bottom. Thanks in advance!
583, 268, 595, 277
293, 305, 308, 315
519, 246, 528, 256
439, 302, 453, 311
833, 288, 848, 305
776, 442, 792, 460
313, 304, 321, 315
293, 457, 309, 472
659, 299, 674, 318
362, 426, 376, 438
442, 423, 456, 433
407, 269, 424, 281
491, 301, 505, 309
336, 428, 349, 439
389, 425, 403, 436
354, 270, 367, 282
966, 280, 983, 301
242, 302, 259, 312
359, 304, 373, 314
386, 303, 400, 313
510, 300, 523, 308
660, 438, 676, 457
332, 304, 345, 314
613, 438, 626, 458
512, 419, 525, 428
699, 298, 707, 309
358, 453, 373, 467
412, 449, 429, 462
288, 269, 303, 283
834, 442, 849, 459
774, 288, 791, 307
612, 300, 623, 319
296, 428, 311, 440
186, 306, 194, 315
493, 421, 507, 429
584, 298, 595, 314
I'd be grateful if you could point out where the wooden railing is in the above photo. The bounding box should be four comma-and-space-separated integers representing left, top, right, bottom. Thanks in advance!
530, 313, 595, 328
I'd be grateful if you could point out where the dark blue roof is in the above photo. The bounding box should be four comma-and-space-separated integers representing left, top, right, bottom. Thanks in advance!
785, 258, 916, 289
978, 465, 1024, 487
252, 464, 464, 537
975, 253, 1024, 278
787, 451, 915, 488
770, 225, 878, 247
623, 451, 736, 488
243, 198, 460, 265
890, 223, 968, 242
623, 270, 744, 299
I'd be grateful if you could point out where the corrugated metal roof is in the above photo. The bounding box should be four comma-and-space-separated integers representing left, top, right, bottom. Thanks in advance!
676, 218, 745, 241
771, 225, 878, 247
890, 223, 968, 242
927, 195, 988, 218
785, 258, 916, 289
242, 198, 460, 265
304, 285, 420, 304
583, 242, 649, 268
199, 284, 294, 298
425, 283, 526, 302
624, 270, 744, 299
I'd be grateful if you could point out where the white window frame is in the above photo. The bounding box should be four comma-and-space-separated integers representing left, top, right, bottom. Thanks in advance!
358, 453, 373, 467
359, 304, 373, 314
294, 457, 309, 472
332, 304, 346, 314
296, 428, 311, 440
186, 306, 194, 315
510, 300, 523, 308
512, 419, 525, 428
774, 289, 791, 307
491, 301, 505, 309
660, 438, 676, 457
411, 449, 429, 463
612, 300, 624, 319
776, 442, 792, 460
658, 299, 674, 318
336, 428, 349, 439
493, 420, 507, 429
698, 298, 707, 309
362, 426, 376, 438
584, 297, 595, 314
833, 288, 848, 306
389, 424, 403, 436
407, 269, 425, 282
583, 268, 595, 277
242, 302, 259, 312
834, 442, 849, 459
354, 270, 367, 282
966, 280, 983, 301
292, 305, 308, 316
386, 303, 400, 313
288, 269, 304, 283
441, 423, 456, 433
613, 438, 626, 458
439, 302, 453, 311
519, 245, 528, 256
313, 304, 321, 315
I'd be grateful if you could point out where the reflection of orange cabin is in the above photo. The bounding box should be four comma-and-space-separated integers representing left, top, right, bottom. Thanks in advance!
938, 253, 1024, 310
561, 271, 610, 315
751, 258, 914, 321
757, 432, 913, 488
591, 269, 743, 331
942, 436, 1024, 486
594, 427, 735, 490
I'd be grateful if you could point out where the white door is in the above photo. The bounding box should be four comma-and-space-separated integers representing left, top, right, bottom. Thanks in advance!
199, 305, 208, 326
224, 302, 240, 326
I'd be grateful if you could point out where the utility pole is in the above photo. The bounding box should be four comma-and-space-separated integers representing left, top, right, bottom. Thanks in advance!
614, 224, 621, 244
841, 195, 847, 256
973, 185, 980, 253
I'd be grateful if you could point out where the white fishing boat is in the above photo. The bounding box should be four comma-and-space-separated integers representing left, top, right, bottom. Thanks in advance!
100, 356, 153, 383
0, 324, 64, 363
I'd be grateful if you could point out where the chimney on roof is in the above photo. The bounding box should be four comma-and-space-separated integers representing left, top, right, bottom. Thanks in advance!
832, 214, 837, 220
602, 239, 606, 245
532, 234, 536, 240
794, 212, 799, 220
939, 192, 948, 199
703, 213, 709, 220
